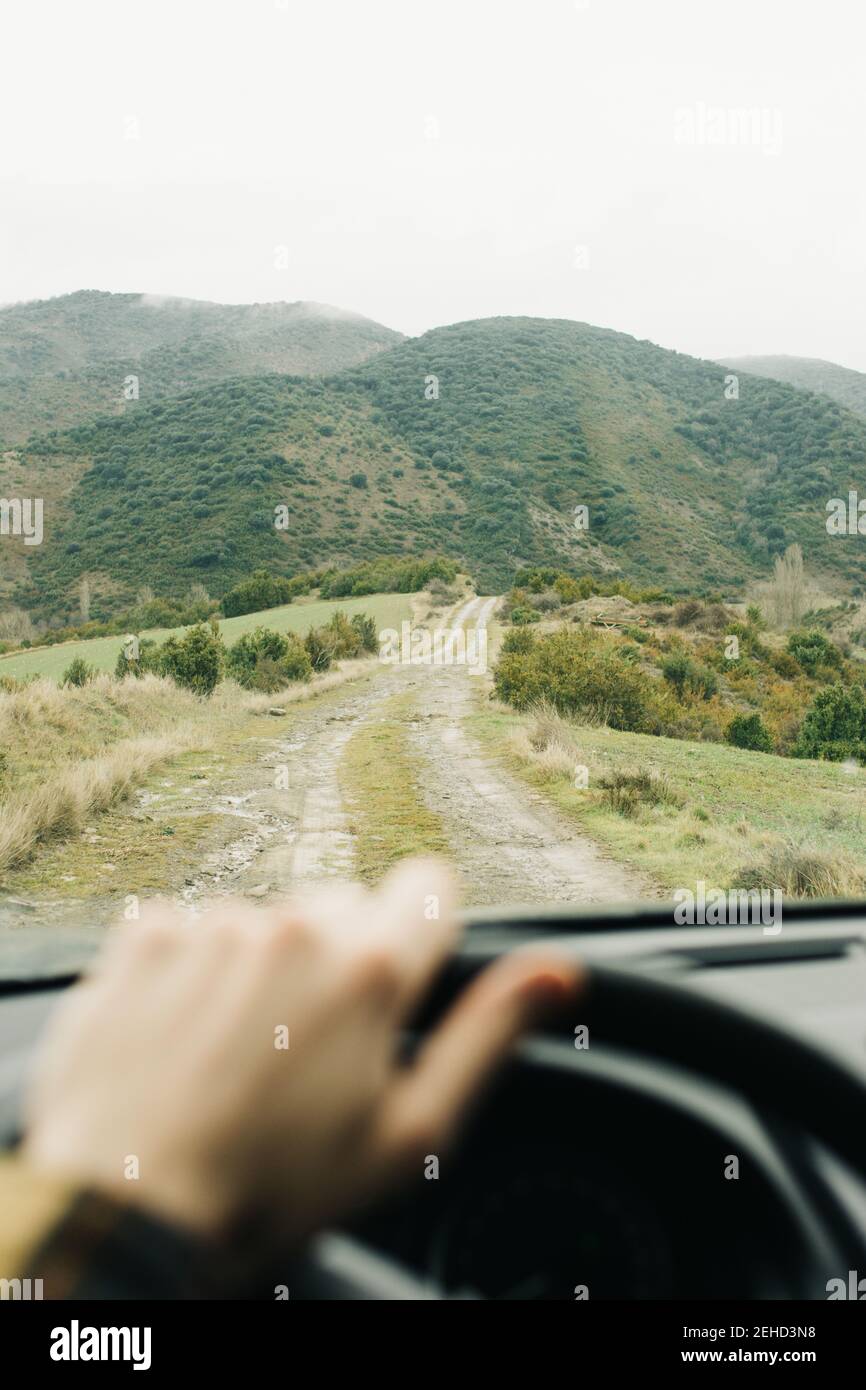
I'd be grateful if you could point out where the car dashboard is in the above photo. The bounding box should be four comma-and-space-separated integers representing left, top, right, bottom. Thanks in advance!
2, 906, 866, 1300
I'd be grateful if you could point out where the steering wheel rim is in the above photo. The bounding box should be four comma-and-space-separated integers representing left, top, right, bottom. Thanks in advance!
292, 951, 866, 1298
571, 959, 866, 1179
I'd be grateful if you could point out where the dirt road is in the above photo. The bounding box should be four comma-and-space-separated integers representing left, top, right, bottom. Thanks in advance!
173, 593, 655, 909
0, 595, 657, 939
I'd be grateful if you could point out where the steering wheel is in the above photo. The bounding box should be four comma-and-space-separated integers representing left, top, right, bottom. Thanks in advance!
290, 952, 866, 1299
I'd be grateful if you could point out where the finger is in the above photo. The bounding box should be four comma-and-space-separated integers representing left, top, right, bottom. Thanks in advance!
365, 857, 461, 1013
279, 882, 370, 947
378, 952, 584, 1163
90, 899, 188, 981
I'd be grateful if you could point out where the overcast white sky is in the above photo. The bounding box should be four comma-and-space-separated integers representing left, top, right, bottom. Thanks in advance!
1, 0, 864, 367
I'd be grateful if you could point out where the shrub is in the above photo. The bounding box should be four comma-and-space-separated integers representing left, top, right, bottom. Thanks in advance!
769, 649, 801, 679
62, 656, 96, 687
695, 603, 730, 633
428, 577, 459, 604
226, 626, 311, 690
158, 623, 224, 696
300, 608, 378, 671
787, 630, 843, 677
115, 638, 162, 680
304, 627, 333, 671
746, 604, 766, 629
725, 712, 773, 752
221, 570, 296, 618
501, 627, 536, 655
598, 769, 681, 818
493, 628, 661, 732
731, 842, 865, 900
794, 683, 866, 762
350, 612, 379, 653
510, 606, 541, 626
672, 599, 703, 627
319, 555, 457, 599
661, 652, 717, 700
553, 575, 586, 604
319, 611, 366, 661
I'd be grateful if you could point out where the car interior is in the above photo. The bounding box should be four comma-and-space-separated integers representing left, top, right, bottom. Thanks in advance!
3, 904, 866, 1301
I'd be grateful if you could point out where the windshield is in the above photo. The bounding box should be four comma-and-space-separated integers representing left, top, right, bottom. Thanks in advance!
1, 0, 865, 976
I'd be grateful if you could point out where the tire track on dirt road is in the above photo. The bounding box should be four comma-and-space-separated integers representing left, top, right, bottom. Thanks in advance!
403, 596, 658, 908
171, 592, 658, 909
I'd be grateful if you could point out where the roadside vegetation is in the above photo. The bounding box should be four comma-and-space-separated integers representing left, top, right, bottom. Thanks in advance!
0, 591, 409, 683
0, 656, 385, 889
471, 701, 866, 901
0, 600, 387, 880
0, 674, 205, 877
496, 562, 866, 765
480, 559, 866, 899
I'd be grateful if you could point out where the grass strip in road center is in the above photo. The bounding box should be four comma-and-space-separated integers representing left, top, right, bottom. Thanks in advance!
339, 691, 451, 884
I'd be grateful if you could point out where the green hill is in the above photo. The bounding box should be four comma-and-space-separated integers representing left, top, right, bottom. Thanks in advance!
9, 316, 866, 623
0, 290, 403, 445
720, 355, 866, 419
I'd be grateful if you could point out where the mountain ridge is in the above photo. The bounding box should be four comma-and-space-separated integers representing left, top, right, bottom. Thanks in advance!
0, 290, 403, 445
5, 312, 866, 623
720, 353, 866, 419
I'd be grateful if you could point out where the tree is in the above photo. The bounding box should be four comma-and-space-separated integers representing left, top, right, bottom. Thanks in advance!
79, 578, 91, 623
768, 544, 805, 628
0, 607, 35, 643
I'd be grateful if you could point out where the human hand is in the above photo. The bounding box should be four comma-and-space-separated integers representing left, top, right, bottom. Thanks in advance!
23, 859, 581, 1246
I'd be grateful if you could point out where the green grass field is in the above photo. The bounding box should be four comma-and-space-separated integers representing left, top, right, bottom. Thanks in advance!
0, 593, 413, 683
470, 703, 866, 897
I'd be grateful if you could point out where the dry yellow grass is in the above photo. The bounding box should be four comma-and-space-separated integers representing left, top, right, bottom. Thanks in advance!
0, 731, 198, 875
0, 674, 205, 876
0, 660, 377, 879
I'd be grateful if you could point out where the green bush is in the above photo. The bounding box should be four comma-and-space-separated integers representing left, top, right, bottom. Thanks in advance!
115, 638, 162, 679
493, 628, 661, 732
158, 623, 224, 696
787, 630, 843, 677
794, 683, 866, 762
350, 612, 379, 653
725, 712, 773, 753
510, 606, 541, 626
501, 627, 536, 655
62, 656, 95, 687
226, 626, 311, 690
221, 570, 296, 618
303, 610, 377, 671
318, 556, 457, 600
661, 652, 718, 700
304, 627, 333, 672
769, 649, 801, 679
